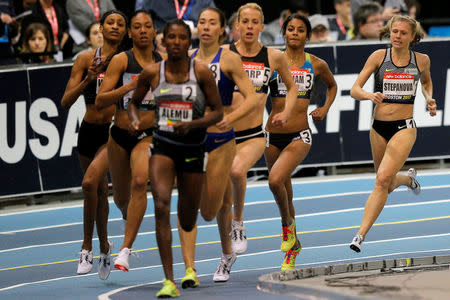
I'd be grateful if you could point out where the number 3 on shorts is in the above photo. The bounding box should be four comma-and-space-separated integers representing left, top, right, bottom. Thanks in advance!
300, 129, 312, 145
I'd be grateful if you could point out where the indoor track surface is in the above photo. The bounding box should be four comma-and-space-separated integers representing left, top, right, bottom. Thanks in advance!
1, 169, 449, 299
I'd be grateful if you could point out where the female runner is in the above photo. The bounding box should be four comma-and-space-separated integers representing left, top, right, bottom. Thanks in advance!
349, 15, 436, 252
60, 10, 127, 280
266, 14, 337, 270
177, 7, 259, 286
95, 10, 163, 270
130, 19, 223, 298
223, 2, 297, 259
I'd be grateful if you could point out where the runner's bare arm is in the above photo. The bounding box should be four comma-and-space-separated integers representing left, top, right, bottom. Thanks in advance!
351, 50, 386, 104
417, 53, 436, 116
174, 62, 223, 135
309, 56, 337, 121
95, 53, 133, 109
217, 51, 258, 127
61, 52, 95, 109
271, 49, 298, 127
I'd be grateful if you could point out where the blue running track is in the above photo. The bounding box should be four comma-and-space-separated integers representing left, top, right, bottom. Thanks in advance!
0, 170, 449, 299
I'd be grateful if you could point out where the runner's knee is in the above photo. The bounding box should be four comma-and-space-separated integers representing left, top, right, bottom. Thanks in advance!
131, 174, 148, 193
374, 171, 393, 190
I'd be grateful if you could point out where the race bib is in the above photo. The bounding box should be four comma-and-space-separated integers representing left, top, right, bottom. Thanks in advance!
182, 85, 197, 101
241, 62, 271, 92
95, 72, 105, 94
383, 72, 417, 101
122, 73, 153, 109
208, 62, 221, 83
158, 100, 193, 132
277, 68, 313, 96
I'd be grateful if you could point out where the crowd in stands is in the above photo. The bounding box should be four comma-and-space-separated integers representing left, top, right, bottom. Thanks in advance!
0, 0, 433, 66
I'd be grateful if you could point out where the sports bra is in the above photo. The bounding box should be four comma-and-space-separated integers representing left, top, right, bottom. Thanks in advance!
230, 43, 271, 94
375, 47, 420, 104
152, 59, 207, 145
191, 48, 234, 106
116, 49, 163, 110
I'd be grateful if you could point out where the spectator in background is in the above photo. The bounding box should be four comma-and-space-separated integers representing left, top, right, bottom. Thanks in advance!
352, 2, 383, 40
66, 0, 115, 36
328, 0, 353, 41
351, 0, 407, 22
1, 0, 16, 26
136, 0, 216, 35
309, 14, 333, 43
1, 0, 18, 64
225, 11, 239, 44
72, 20, 102, 60
154, 28, 165, 54
261, 3, 309, 45
14, 0, 37, 14
20, 22, 54, 63
404, 0, 420, 19
21, 0, 70, 59
112, 0, 134, 20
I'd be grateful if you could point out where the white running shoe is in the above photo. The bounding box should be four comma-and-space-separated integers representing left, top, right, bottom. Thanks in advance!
77, 249, 93, 274
98, 241, 113, 280
231, 220, 248, 254
350, 234, 364, 253
114, 247, 131, 272
213, 253, 237, 282
407, 168, 421, 195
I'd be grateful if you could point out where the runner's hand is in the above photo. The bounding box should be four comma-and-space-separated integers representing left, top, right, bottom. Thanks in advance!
173, 122, 191, 135
271, 112, 288, 128
427, 98, 437, 116
128, 120, 140, 136
310, 106, 328, 121
369, 92, 386, 104
86, 59, 104, 82
216, 115, 232, 131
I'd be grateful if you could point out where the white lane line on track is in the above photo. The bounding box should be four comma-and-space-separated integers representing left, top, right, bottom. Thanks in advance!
1, 171, 449, 217
1, 232, 449, 293
2, 184, 450, 235
1, 199, 450, 254
100, 244, 450, 300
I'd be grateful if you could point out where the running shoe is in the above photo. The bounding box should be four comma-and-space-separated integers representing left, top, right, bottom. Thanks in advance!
231, 220, 247, 254
181, 267, 199, 289
213, 253, 237, 282
281, 219, 296, 252
77, 249, 93, 274
281, 242, 302, 271
350, 234, 364, 253
156, 278, 180, 298
407, 168, 421, 195
114, 247, 131, 272
98, 241, 113, 280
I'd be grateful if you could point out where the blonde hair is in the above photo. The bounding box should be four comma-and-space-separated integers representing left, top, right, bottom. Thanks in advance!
379, 15, 425, 47
237, 3, 264, 24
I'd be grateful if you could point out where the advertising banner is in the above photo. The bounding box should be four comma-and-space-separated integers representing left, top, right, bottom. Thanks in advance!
1, 39, 449, 198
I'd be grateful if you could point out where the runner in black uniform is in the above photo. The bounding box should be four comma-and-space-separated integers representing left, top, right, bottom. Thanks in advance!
130, 19, 223, 298
222, 3, 297, 257
266, 14, 337, 270
349, 15, 436, 252
95, 10, 163, 270
60, 10, 127, 280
